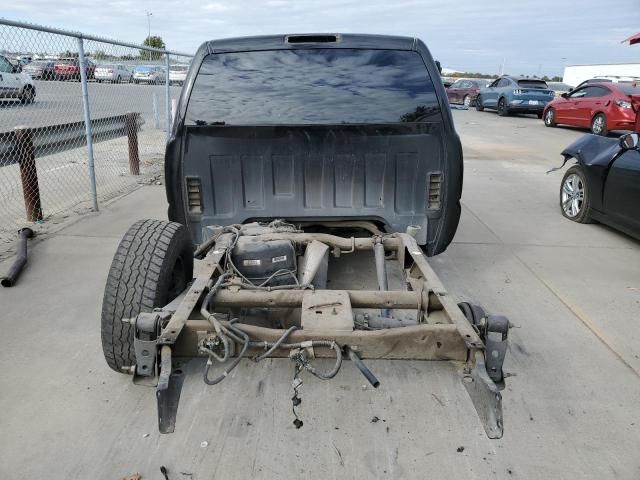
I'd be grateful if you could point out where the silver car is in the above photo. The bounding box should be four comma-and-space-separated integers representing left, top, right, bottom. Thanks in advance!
133, 65, 164, 84
95, 64, 133, 83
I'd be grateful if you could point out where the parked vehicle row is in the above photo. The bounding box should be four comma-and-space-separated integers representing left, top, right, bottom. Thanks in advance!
448, 75, 639, 137
16, 58, 188, 85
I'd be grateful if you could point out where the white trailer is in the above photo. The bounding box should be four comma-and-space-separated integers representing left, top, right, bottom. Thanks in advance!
563, 63, 640, 87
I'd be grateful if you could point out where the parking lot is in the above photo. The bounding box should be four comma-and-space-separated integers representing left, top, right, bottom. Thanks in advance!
1, 106, 638, 479
0, 79, 181, 130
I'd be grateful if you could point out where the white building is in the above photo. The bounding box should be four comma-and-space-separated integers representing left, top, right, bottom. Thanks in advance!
563, 63, 640, 87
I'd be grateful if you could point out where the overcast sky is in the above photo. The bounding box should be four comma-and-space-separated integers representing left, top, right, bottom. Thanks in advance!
5, 0, 639, 75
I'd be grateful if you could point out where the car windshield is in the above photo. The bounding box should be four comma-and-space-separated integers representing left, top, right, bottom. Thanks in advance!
30, 61, 50, 66
616, 84, 640, 95
186, 48, 440, 125
135, 66, 154, 72
517, 80, 548, 88
171, 65, 188, 72
99, 64, 117, 69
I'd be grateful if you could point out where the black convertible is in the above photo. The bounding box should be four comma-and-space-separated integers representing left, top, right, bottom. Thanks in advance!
558, 133, 640, 239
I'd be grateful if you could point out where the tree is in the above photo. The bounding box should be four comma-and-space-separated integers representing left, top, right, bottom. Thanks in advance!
140, 36, 166, 60
94, 50, 111, 60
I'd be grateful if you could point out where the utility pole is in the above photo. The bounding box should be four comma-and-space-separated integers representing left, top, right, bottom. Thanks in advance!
145, 11, 152, 40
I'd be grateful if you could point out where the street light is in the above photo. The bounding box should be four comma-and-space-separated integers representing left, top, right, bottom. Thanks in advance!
145, 11, 152, 40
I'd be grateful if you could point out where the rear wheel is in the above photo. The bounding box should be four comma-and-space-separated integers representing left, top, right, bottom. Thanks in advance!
475, 95, 484, 111
544, 108, 556, 127
20, 85, 35, 104
497, 97, 509, 116
101, 220, 194, 373
463, 95, 471, 107
560, 166, 592, 223
591, 113, 608, 136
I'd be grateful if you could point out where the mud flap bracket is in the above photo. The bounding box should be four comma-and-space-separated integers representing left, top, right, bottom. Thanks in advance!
462, 350, 504, 439
156, 345, 187, 434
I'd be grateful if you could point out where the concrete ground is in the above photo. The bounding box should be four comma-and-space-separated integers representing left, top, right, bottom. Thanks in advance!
1, 109, 639, 480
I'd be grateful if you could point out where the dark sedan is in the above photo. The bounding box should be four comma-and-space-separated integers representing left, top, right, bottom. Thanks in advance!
557, 133, 640, 240
446, 79, 490, 107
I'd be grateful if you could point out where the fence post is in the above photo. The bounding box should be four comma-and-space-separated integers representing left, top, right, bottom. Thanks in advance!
153, 93, 160, 129
14, 127, 43, 222
77, 36, 99, 212
125, 113, 140, 175
165, 54, 171, 142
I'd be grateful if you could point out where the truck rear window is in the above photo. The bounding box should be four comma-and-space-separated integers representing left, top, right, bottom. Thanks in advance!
185, 49, 440, 125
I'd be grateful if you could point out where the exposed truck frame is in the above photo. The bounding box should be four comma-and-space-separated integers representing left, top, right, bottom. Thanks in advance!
121, 222, 509, 439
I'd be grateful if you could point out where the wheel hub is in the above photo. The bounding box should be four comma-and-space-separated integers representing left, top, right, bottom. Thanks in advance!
561, 174, 584, 217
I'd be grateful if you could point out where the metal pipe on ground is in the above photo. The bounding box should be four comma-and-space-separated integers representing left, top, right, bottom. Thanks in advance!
1, 228, 35, 287
345, 346, 380, 388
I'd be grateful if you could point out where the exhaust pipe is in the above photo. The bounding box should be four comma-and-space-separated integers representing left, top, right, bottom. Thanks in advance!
1, 228, 35, 288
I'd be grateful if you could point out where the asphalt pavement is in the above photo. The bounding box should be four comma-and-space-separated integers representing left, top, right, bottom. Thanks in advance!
1, 109, 639, 479
0, 79, 182, 131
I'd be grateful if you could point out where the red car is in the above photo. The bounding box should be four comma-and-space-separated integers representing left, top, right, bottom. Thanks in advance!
54, 58, 96, 80
543, 83, 640, 135
446, 79, 490, 107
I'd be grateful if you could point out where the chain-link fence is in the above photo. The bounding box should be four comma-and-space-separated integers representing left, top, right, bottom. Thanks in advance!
0, 19, 192, 247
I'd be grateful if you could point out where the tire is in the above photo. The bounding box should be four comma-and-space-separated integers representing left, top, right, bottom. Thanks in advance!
101, 220, 194, 373
463, 95, 471, 107
544, 108, 556, 127
117, 75, 121, 83
20, 85, 35, 104
497, 97, 509, 116
591, 113, 608, 136
560, 166, 592, 223
475, 95, 484, 111
536, 112, 543, 119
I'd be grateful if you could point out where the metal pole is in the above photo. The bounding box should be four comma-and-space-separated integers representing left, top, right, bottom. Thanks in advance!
77, 37, 99, 212
165, 54, 171, 142
153, 93, 159, 129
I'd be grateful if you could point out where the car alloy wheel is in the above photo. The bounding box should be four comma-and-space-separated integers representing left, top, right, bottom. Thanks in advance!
544, 109, 555, 127
591, 114, 606, 136
561, 173, 584, 218
463, 95, 471, 107
497, 98, 508, 116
